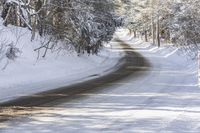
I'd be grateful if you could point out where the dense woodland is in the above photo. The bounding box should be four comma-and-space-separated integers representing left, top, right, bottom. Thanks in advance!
0, 0, 200, 57
121, 0, 200, 54
0, 0, 123, 56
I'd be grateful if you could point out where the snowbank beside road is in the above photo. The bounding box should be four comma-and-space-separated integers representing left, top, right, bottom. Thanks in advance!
0, 20, 123, 104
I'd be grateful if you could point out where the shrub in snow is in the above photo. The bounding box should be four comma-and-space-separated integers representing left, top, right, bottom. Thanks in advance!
5, 43, 20, 60
0, 41, 20, 70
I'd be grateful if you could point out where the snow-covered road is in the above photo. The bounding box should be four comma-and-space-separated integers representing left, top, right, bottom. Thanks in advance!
0, 30, 200, 133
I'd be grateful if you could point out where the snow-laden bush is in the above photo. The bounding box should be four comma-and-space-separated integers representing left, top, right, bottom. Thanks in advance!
0, 41, 20, 70
5, 43, 20, 60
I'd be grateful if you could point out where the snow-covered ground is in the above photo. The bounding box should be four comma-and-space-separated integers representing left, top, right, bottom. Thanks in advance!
1, 29, 200, 133
0, 19, 123, 104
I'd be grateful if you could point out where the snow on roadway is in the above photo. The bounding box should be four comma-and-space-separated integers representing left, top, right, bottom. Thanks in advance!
0, 19, 123, 104
1, 29, 200, 133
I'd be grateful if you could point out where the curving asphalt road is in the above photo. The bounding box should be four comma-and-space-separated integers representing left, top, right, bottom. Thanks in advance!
0, 37, 149, 121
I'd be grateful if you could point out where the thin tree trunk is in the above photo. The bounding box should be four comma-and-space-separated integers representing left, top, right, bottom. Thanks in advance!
152, 19, 156, 45
134, 30, 136, 38
3, 7, 11, 26
31, 16, 36, 41
157, 17, 160, 47
129, 29, 132, 35
151, 0, 155, 45
145, 30, 148, 42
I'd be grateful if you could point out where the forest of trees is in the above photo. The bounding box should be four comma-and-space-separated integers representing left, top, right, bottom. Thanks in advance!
1, 0, 200, 56
0, 0, 123, 57
121, 0, 200, 54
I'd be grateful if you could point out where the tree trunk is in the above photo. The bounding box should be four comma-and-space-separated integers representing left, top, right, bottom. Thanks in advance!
156, 17, 160, 47
31, 16, 36, 41
129, 29, 132, 35
145, 30, 148, 42
152, 19, 156, 45
134, 30, 136, 38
